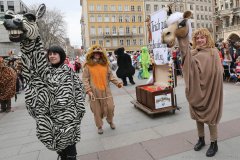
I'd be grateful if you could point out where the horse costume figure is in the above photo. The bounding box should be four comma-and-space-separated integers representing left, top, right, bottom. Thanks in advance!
3, 4, 86, 154
162, 11, 223, 157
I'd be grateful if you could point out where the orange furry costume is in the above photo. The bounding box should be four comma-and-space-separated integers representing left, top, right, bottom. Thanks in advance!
82, 45, 122, 129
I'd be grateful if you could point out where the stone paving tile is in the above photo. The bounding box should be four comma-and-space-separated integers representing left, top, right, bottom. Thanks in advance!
77, 138, 105, 155
98, 143, 153, 160
0, 145, 22, 159
102, 128, 160, 150
19, 142, 46, 154
4, 151, 40, 160
78, 153, 98, 160
141, 131, 194, 160
38, 149, 58, 160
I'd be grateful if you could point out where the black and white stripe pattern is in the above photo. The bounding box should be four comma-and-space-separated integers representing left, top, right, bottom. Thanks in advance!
7, 9, 86, 151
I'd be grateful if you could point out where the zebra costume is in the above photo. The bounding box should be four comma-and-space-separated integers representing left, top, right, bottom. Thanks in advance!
3, 4, 86, 151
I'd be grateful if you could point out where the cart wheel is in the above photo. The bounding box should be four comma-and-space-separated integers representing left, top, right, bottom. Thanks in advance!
172, 109, 176, 114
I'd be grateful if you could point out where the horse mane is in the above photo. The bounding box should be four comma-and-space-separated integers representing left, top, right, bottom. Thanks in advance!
166, 12, 192, 40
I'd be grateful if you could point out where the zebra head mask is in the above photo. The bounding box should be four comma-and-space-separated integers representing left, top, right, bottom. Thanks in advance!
3, 4, 46, 42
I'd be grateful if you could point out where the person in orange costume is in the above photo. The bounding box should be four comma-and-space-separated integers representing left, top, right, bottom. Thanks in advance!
82, 45, 123, 134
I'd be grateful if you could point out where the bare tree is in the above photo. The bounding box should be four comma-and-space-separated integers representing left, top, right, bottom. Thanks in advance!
30, 4, 67, 49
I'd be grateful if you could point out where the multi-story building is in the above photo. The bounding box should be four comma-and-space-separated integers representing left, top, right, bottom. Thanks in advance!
0, 0, 29, 57
80, 0, 146, 54
214, 0, 240, 43
144, 0, 214, 41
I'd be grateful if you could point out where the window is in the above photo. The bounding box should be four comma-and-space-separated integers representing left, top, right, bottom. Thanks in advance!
146, 4, 150, 11
89, 4, 94, 11
154, 5, 158, 12
118, 5, 122, 11
131, 5, 135, 11
197, 15, 199, 20
132, 26, 137, 34
201, 15, 204, 20
138, 16, 142, 22
111, 5, 115, 11
124, 5, 129, 11
120, 39, 124, 45
97, 15, 102, 22
127, 39, 131, 46
119, 16, 123, 22
126, 26, 130, 34
98, 27, 103, 35
97, 5, 101, 11
190, 4, 193, 10
133, 39, 137, 45
205, 15, 208, 20
200, 6, 203, 11
0, 1, 4, 12
99, 40, 103, 46
90, 27, 96, 35
191, 22, 195, 28
205, 6, 207, 11
105, 27, 110, 35
113, 39, 118, 46
112, 26, 117, 35
197, 23, 200, 28
104, 5, 108, 11
125, 15, 130, 22
119, 27, 124, 35
209, 6, 212, 12
137, 6, 141, 11
140, 39, 143, 45
106, 39, 111, 47
139, 26, 143, 34
105, 15, 110, 22
132, 15, 136, 22
196, 5, 199, 11
91, 40, 96, 45
112, 15, 116, 22
7, 1, 14, 11
90, 15, 95, 22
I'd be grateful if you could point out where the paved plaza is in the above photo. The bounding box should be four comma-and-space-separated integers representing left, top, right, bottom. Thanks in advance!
0, 74, 240, 160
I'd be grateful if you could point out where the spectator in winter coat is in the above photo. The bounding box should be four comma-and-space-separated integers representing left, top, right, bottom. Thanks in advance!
115, 47, 135, 86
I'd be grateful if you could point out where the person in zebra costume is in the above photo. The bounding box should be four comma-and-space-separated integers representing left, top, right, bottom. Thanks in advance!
3, 4, 86, 160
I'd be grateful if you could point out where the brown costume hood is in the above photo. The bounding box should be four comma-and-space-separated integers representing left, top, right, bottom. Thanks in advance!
85, 44, 109, 66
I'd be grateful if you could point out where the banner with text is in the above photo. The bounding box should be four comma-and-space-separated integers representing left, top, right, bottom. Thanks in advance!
151, 10, 168, 65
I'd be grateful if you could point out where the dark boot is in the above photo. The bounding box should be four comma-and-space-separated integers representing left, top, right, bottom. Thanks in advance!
57, 152, 67, 160
67, 155, 77, 160
194, 137, 205, 151
206, 141, 218, 157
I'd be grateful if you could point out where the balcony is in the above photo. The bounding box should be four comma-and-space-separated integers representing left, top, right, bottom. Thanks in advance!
104, 32, 133, 38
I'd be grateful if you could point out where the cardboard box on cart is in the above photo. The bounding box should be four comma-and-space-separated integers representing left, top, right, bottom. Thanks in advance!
136, 64, 175, 111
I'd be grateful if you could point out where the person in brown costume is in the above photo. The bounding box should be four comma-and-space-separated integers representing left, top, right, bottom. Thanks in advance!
0, 57, 17, 113
162, 10, 223, 157
82, 44, 123, 134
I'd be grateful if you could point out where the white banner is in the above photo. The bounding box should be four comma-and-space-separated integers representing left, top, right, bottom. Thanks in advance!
151, 10, 168, 65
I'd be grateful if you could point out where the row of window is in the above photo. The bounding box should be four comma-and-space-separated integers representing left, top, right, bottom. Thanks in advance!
89, 4, 142, 12
90, 26, 144, 36
189, 5, 212, 12
91, 39, 144, 47
89, 14, 143, 23
196, 14, 212, 21
0, 1, 14, 12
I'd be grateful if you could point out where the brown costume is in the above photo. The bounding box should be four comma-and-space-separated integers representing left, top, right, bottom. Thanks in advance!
178, 36, 223, 125
82, 45, 122, 129
0, 60, 16, 112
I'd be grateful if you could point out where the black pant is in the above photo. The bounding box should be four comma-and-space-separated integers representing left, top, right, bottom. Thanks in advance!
57, 143, 77, 160
0, 99, 11, 111
121, 76, 134, 85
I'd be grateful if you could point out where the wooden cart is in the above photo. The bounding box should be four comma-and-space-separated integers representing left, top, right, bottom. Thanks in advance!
131, 64, 180, 116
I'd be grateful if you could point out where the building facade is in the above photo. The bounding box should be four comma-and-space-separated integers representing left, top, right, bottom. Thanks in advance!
144, 0, 214, 42
80, 0, 146, 54
214, 0, 240, 43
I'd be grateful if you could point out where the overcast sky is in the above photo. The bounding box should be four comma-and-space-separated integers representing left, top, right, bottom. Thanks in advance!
22, 0, 82, 48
